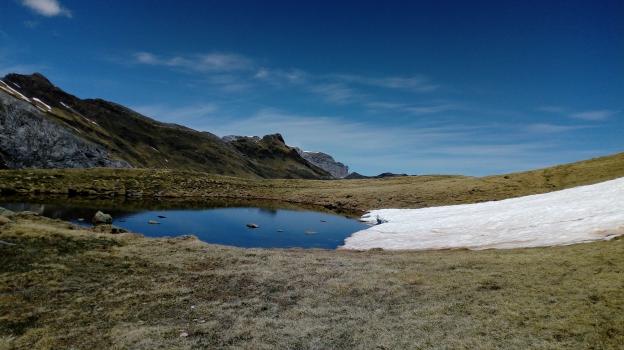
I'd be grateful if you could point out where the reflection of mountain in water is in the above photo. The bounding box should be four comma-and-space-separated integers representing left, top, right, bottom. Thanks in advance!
0, 195, 360, 218
0, 202, 138, 222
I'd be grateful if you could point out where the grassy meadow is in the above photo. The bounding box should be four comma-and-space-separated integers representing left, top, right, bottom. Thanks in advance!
1, 152, 623, 349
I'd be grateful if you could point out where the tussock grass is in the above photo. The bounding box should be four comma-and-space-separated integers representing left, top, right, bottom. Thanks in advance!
1, 215, 623, 349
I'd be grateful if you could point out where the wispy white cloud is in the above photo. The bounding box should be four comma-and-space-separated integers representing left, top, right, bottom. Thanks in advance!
333, 74, 438, 92
525, 123, 589, 134
536, 105, 566, 114
134, 52, 253, 72
570, 110, 618, 121
309, 83, 360, 104
366, 101, 460, 115
253, 67, 308, 85
21, 0, 72, 18
130, 51, 441, 106
538, 105, 618, 122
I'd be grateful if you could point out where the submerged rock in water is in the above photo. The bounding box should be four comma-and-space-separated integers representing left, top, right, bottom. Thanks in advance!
246, 223, 259, 229
148, 220, 160, 225
92, 211, 112, 225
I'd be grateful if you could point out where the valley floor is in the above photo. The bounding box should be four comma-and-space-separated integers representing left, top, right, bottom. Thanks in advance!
1, 213, 623, 349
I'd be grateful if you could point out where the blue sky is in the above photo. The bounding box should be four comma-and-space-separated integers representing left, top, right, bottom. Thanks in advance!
1, 0, 622, 175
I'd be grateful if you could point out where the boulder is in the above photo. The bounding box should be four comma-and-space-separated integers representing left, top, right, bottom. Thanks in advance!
92, 211, 112, 225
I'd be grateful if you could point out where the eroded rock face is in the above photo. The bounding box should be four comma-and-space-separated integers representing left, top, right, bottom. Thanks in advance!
0, 91, 130, 169
295, 148, 349, 179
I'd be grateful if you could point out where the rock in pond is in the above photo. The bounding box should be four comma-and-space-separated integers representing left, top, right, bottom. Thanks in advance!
246, 223, 259, 229
92, 211, 112, 225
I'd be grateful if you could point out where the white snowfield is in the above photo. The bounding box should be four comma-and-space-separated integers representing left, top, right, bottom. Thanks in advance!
342, 177, 624, 251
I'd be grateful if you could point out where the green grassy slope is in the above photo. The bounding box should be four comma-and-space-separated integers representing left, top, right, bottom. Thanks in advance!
1, 73, 330, 179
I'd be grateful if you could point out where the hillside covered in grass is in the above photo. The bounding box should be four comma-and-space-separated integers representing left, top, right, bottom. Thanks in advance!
0, 151, 622, 212
0, 73, 330, 179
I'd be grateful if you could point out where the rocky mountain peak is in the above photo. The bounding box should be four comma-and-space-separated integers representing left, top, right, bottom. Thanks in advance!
294, 148, 349, 179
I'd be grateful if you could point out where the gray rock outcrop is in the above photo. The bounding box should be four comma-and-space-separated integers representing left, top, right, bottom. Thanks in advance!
0, 90, 130, 169
295, 148, 349, 178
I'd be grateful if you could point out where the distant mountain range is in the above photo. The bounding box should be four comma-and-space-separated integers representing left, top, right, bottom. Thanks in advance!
0, 73, 353, 179
345, 172, 410, 179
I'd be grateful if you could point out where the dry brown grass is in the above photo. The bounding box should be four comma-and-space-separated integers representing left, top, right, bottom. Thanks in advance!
1, 151, 623, 213
1, 214, 623, 349
1, 152, 623, 348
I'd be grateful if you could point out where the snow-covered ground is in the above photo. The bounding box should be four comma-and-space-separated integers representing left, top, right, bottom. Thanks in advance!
342, 177, 624, 250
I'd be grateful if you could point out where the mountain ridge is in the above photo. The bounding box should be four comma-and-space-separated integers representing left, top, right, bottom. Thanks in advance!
0, 72, 333, 179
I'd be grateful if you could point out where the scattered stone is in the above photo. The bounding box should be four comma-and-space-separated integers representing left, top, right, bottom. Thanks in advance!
190, 305, 196, 310
0, 240, 16, 246
0, 207, 15, 217
93, 225, 128, 234
92, 211, 112, 225
0, 216, 11, 226
246, 223, 259, 229
179, 332, 188, 338
16, 211, 39, 217
148, 220, 160, 225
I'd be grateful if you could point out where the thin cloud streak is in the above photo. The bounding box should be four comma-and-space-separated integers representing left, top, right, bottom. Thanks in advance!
134, 52, 253, 73
538, 105, 618, 122
570, 110, 618, 121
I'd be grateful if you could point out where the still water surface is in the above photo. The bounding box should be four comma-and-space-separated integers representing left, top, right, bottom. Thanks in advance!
1, 199, 368, 249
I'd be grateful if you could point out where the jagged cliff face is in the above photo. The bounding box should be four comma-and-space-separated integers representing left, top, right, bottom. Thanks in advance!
295, 148, 349, 179
0, 73, 331, 179
0, 90, 130, 169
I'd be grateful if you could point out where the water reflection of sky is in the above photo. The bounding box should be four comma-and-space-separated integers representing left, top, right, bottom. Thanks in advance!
1, 202, 368, 249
